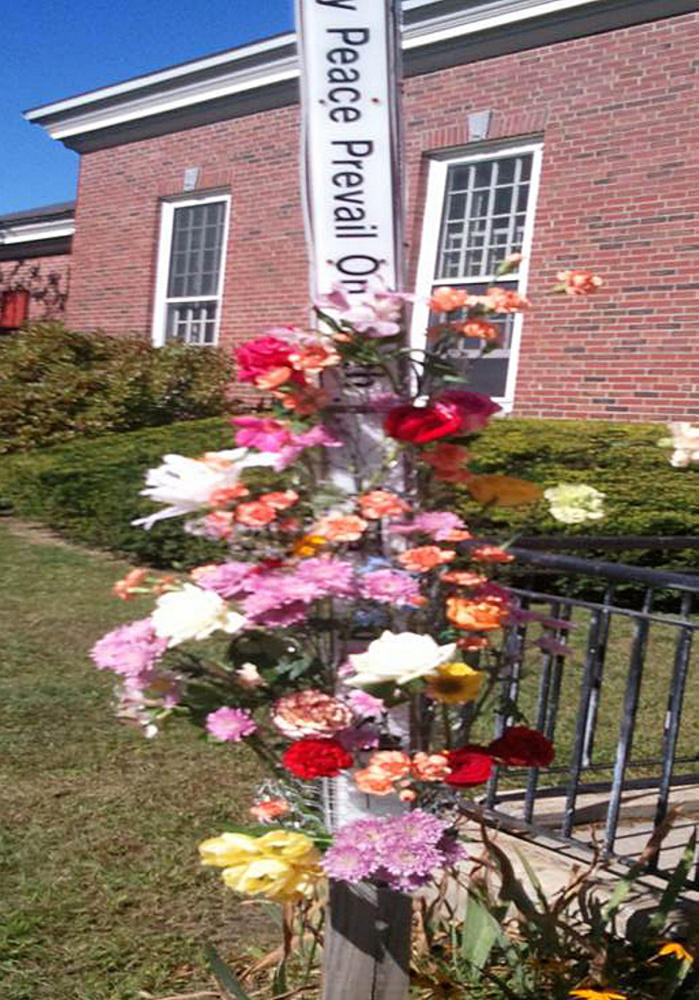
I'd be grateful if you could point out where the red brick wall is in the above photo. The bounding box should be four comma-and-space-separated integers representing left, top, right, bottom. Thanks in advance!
0, 253, 71, 325
68, 11, 699, 421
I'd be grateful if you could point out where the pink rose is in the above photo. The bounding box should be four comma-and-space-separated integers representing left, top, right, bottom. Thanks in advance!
236, 335, 298, 384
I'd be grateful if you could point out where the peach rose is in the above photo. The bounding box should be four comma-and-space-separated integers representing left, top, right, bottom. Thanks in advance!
557, 269, 603, 295
367, 750, 412, 779
411, 752, 451, 783
398, 546, 456, 573
354, 768, 395, 796
481, 287, 531, 313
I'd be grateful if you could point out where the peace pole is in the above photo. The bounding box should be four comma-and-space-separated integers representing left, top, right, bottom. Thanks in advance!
295, 4, 411, 999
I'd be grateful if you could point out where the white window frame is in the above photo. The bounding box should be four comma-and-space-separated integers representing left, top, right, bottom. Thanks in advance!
151, 191, 231, 347
410, 140, 543, 410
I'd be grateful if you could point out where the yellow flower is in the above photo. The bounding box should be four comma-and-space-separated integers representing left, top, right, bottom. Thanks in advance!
467, 475, 542, 507
199, 829, 322, 902
292, 534, 327, 557
655, 941, 694, 963
570, 990, 625, 1000
426, 662, 484, 704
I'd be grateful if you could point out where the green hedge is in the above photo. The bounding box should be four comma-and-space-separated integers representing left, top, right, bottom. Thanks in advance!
0, 418, 233, 568
0, 323, 234, 454
0, 416, 696, 574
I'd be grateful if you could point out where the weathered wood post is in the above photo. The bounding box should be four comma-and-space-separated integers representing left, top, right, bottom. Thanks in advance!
295, 3, 412, 999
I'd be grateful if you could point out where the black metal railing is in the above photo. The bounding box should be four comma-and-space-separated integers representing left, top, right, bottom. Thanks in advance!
475, 548, 699, 887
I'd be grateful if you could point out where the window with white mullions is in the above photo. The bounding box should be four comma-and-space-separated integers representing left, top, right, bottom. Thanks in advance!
152, 194, 231, 347
411, 143, 542, 406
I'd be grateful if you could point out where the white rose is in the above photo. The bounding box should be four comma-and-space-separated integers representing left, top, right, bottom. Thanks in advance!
152, 584, 246, 647
345, 631, 457, 688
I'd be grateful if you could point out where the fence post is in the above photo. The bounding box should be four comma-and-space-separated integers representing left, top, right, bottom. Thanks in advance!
323, 882, 412, 1000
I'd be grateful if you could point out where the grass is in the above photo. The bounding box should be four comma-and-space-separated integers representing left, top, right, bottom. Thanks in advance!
0, 521, 272, 1000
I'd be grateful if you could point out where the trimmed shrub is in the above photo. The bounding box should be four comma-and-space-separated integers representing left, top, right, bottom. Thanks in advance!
0, 323, 234, 454
0, 418, 233, 567
442, 417, 699, 578
0, 416, 696, 573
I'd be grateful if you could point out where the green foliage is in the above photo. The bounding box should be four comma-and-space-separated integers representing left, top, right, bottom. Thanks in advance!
0, 417, 233, 567
0, 322, 234, 454
413, 823, 699, 1000
438, 417, 699, 576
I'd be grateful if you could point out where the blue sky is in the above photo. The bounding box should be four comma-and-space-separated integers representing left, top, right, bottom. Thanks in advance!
0, 1, 295, 215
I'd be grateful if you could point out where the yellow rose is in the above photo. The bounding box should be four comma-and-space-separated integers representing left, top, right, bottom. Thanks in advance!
200, 829, 322, 902
426, 662, 485, 704
467, 475, 542, 507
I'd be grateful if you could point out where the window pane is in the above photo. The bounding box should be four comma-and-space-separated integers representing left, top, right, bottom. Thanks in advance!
167, 201, 225, 298
435, 154, 533, 280
165, 301, 218, 346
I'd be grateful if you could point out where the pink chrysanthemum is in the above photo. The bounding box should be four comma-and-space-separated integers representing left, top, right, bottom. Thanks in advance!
357, 569, 423, 606
205, 706, 257, 742
90, 619, 168, 678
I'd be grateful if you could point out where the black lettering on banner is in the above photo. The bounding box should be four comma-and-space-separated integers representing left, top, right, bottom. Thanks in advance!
336, 254, 380, 277
330, 107, 361, 123
327, 28, 370, 46
327, 66, 360, 83
316, 0, 357, 9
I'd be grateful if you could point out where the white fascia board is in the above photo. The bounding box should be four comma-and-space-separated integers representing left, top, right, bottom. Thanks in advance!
0, 218, 75, 245
25, 0, 610, 140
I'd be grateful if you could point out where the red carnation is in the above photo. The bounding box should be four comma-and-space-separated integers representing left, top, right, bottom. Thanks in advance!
433, 390, 501, 433
488, 727, 555, 768
384, 401, 464, 445
445, 746, 494, 787
282, 738, 354, 780
236, 335, 296, 384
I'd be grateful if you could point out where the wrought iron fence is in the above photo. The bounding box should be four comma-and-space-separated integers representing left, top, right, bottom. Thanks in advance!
471, 548, 699, 887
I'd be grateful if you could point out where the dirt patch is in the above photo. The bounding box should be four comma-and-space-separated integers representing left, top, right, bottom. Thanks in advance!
1, 516, 122, 561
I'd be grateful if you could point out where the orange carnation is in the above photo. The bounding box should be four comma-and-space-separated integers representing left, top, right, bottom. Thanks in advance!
422, 444, 470, 473
431, 286, 473, 312
481, 287, 531, 313
113, 568, 148, 601
209, 484, 250, 507
398, 546, 456, 573
411, 752, 451, 783
235, 501, 277, 527
354, 769, 396, 795
446, 596, 508, 632
288, 342, 341, 372
249, 798, 290, 822
316, 514, 368, 542
358, 490, 410, 520
470, 545, 515, 564
273, 384, 327, 415
441, 570, 487, 588
557, 269, 603, 296
260, 490, 299, 511
459, 318, 501, 342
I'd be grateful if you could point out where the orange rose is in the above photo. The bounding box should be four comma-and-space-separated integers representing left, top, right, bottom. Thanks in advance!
467, 475, 542, 507
446, 596, 507, 632
235, 501, 277, 527
398, 546, 456, 573
358, 490, 410, 520
316, 514, 368, 542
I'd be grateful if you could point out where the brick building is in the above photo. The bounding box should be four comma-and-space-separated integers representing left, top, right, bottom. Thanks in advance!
13, 0, 699, 421
0, 202, 73, 327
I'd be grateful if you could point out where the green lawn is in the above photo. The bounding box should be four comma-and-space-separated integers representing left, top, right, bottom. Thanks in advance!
0, 521, 269, 1000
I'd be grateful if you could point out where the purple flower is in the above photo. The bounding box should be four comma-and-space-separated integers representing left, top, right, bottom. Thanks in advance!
90, 619, 168, 678
322, 810, 462, 892
194, 561, 258, 599
205, 706, 257, 742
293, 557, 356, 598
344, 689, 386, 718
357, 569, 423, 607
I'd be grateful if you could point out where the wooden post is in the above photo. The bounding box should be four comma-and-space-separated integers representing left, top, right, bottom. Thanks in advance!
323, 882, 412, 1000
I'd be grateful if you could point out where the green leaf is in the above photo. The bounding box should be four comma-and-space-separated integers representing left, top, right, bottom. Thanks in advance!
648, 830, 697, 935
204, 942, 255, 1000
460, 891, 508, 974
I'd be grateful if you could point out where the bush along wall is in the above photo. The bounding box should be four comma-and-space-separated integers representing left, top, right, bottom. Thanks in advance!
0, 323, 234, 454
0, 416, 696, 573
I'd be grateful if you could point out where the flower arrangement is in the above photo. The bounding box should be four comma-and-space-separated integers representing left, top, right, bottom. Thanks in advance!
91, 264, 607, 908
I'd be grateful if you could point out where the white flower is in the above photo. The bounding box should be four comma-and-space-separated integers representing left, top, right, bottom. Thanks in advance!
345, 631, 457, 688
661, 422, 699, 468
133, 448, 277, 530
544, 483, 605, 524
151, 584, 246, 647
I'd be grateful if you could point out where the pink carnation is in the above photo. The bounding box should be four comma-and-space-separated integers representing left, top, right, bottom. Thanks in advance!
231, 416, 293, 451
357, 569, 423, 606
205, 706, 257, 742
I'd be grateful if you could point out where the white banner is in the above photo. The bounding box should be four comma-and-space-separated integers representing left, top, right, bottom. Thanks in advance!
296, 0, 404, 298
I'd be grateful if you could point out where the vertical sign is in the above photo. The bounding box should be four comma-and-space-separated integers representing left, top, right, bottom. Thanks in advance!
296, 0, 404, 299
